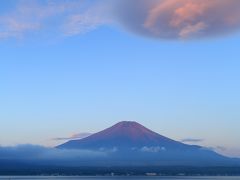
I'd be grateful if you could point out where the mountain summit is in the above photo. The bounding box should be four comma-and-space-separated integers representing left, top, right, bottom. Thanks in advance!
57, 121, 239, 166
57, 121, 188, 150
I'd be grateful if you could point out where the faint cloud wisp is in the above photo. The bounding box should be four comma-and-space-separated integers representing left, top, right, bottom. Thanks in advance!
0, 0, 109, 39
53, 132, 93, 141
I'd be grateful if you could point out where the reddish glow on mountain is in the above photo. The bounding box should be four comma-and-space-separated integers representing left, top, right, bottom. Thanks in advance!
86, 121, 171, 143
58, 121, 185, 149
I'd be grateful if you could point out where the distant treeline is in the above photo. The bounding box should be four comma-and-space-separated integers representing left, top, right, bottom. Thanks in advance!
0, 164, 240, 176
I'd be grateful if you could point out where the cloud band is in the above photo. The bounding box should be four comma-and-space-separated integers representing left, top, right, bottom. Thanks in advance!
1, 0, 240, 40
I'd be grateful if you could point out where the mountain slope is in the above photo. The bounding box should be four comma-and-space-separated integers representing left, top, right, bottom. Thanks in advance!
58, 121, 194, 150
57, 121, 239, 166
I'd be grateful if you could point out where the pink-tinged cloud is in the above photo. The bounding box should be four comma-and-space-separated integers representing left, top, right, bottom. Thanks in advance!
114, 0, 240, 39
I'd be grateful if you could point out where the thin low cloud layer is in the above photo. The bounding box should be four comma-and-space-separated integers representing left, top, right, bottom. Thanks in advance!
53, 132, 93, 141
1, 0, 240, 40
181, 138, 204, 143
0, 144, 111, 166
115, 0, 240, 39
0, 144, 106, 161
141, 146, 166, 153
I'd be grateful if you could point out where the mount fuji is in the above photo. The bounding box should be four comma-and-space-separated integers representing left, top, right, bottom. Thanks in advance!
57, 121, 239, 166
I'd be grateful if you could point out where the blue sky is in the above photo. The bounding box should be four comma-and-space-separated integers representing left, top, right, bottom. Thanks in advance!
1, 0, 240, 157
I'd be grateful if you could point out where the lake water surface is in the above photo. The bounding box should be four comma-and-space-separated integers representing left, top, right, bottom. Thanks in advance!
0, 177, 239, 180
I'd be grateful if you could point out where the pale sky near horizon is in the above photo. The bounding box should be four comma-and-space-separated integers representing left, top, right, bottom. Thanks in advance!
1, 0, 240, 158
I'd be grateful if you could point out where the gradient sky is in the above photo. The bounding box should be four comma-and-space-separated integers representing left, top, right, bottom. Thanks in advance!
1, 0, 240, 157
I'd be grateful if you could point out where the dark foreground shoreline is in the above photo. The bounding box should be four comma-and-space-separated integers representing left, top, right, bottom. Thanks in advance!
1, 166, 240, 176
